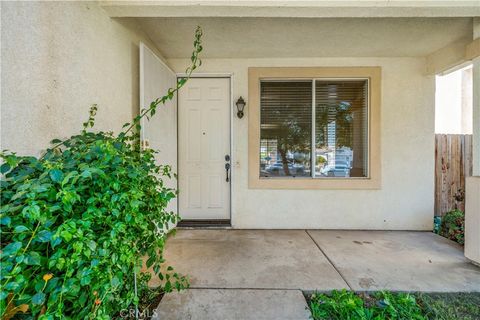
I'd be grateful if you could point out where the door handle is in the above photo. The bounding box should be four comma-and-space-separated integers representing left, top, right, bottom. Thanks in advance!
225, 154, 231, 182
225, 163, 231, 182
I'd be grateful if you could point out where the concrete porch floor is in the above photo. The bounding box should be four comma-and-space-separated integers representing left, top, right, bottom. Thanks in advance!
155, 230, 480, 320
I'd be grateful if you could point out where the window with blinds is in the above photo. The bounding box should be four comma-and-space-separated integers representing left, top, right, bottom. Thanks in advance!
260, 79, 369, 179
260, 81, 312, 177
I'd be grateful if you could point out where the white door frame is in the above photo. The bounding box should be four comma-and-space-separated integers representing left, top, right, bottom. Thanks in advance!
176, 73, 234, 223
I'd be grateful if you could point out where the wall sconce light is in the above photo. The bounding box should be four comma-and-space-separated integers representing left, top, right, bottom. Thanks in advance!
236, 96, 246, 119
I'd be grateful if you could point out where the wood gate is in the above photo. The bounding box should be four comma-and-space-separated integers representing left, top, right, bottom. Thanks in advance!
434, 134, 473, 216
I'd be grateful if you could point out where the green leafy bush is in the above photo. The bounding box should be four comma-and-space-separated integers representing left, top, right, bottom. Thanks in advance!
440, 209, 465, 245
0, 27, 203, 320
309, 289, 425, 320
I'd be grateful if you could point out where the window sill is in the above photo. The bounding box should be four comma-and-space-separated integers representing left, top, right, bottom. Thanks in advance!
249, 176, 381, 190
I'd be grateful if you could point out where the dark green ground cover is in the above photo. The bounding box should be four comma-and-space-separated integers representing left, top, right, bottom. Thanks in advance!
308, 290, 480, 320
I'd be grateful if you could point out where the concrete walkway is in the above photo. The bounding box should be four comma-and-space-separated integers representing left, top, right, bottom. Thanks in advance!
155, 230, 480, 320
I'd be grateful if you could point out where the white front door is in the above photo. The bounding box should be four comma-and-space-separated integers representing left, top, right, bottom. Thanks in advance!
178, 77, 231, 220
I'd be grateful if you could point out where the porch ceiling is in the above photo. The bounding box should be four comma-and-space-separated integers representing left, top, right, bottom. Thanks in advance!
132, 17, 473, 59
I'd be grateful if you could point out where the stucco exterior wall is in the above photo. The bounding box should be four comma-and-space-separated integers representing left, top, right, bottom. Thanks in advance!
168, 57, 435, 230
0, 1, 436, 230
465, 176, 480, 265
1, 1, 163, 156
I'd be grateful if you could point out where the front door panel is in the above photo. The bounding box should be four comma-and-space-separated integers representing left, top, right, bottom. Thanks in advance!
178, 78, 231, 220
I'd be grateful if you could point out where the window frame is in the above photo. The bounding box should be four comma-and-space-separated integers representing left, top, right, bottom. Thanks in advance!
248, 67, 381, 189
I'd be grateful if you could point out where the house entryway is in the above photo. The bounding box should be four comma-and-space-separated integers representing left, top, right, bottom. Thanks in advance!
177, 77, 231, 224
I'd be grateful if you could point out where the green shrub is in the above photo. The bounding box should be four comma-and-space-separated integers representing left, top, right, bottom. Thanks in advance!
309, 289, 367, 320
309, 289, 425, 320
440, 209, 465, 245
0, 27, 203, 320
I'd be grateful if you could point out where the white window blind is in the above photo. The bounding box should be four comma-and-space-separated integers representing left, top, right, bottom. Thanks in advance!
259, 79, 369, 179
315, 80, 368, 178
260, 81, 312, 177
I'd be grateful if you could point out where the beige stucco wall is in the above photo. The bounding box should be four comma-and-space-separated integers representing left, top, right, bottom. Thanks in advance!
169, 57, 435, 230
465, 176, 480, 265
1, 1, 163, 156
0, 1, 437, 230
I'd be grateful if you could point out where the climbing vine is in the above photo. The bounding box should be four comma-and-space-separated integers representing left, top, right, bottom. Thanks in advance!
0, 26, 203, 319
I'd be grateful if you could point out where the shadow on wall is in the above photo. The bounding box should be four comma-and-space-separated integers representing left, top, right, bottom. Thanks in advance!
112, 18, 143, 118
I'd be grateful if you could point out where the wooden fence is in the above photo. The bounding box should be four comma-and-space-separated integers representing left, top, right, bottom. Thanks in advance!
435, 134, 473, 216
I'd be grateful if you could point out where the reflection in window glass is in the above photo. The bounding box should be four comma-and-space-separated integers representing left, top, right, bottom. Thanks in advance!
315, 80, 368, 178
258, 79, 368, 179
260, 81, 312, 177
